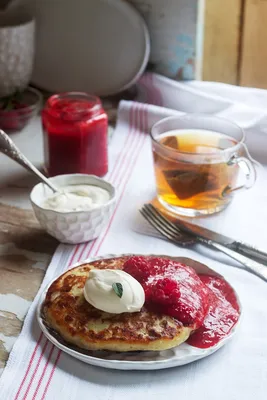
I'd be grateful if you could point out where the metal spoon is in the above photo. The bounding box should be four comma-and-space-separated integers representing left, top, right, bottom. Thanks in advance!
0, 129, 59, 193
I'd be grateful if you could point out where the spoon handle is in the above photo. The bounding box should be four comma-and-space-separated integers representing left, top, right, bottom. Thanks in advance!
0, 129, 58, 193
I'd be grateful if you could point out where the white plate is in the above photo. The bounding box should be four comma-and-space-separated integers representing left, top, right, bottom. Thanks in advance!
37, 254, 242, 370
25, 0, 150, 96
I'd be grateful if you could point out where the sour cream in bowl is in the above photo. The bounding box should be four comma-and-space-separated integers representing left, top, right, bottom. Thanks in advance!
42, 185, 110, 212
30, 174, 116, 244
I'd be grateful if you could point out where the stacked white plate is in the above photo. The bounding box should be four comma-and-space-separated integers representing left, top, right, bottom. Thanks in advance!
23, 0, 150, 96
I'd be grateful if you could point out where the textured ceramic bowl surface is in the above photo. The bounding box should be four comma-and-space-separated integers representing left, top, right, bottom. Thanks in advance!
30, 174, 116, 244
0, 12, 35, 97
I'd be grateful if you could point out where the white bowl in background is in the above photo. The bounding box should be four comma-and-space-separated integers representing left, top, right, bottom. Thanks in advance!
30, 174, 116, 244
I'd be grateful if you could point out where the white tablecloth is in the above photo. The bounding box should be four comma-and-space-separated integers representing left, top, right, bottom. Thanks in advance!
0, 73, 266, 400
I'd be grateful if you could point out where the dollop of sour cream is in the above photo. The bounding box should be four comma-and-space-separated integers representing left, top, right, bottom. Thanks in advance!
42, 185, 110, 212
84, 269, 145, 314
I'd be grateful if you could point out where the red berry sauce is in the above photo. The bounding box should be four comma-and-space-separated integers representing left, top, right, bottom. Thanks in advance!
187, 275, 240, 348
123, 256, 240, 349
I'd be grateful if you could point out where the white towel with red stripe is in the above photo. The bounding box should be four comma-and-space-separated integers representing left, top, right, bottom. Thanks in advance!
0, 73, 267, 400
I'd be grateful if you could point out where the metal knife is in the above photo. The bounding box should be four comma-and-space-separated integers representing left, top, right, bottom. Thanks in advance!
174, 218, 267, 264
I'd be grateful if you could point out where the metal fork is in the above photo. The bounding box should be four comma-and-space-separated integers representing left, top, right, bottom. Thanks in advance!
140, 204, 267, 282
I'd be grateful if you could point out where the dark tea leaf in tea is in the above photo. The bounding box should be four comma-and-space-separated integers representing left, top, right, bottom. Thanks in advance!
163, 169, 212, 199
162, 135, 179, 149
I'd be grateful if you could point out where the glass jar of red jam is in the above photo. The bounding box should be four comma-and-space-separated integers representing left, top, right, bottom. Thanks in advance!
42, 92, 108, 177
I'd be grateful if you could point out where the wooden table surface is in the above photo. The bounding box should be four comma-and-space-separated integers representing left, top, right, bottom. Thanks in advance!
0, 202, 57, 374
0, 117, 58, 376
0, 102, 118, 376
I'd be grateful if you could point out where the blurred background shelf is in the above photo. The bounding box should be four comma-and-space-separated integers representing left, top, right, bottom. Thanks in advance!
1, 0, 267, 88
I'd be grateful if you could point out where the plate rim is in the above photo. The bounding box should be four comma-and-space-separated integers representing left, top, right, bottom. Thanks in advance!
36, 253, 242, 370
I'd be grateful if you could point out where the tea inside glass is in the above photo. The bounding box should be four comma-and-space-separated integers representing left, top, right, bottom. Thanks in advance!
151, 115, 256, 216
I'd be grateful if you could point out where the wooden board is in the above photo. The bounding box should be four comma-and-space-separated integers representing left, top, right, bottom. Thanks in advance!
0, 203, 57, 374
202, 0, 243, 84
240, 0, 267, 88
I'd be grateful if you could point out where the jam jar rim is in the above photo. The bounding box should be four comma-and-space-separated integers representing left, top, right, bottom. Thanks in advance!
44, 91, 103, 121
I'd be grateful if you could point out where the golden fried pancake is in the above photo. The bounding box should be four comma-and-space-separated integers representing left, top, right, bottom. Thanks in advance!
42, 256, 195, 352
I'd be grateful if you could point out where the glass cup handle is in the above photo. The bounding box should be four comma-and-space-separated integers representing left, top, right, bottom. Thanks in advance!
225, 145, 257, 195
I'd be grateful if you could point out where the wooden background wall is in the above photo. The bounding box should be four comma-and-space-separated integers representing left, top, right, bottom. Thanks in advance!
203, 0, 267, 88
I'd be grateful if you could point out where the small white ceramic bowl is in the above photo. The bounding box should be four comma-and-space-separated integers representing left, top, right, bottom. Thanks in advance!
30, 174, 116, 244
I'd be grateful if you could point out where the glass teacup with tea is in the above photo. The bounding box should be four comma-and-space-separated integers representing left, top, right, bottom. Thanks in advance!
150, 114, 257, 216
